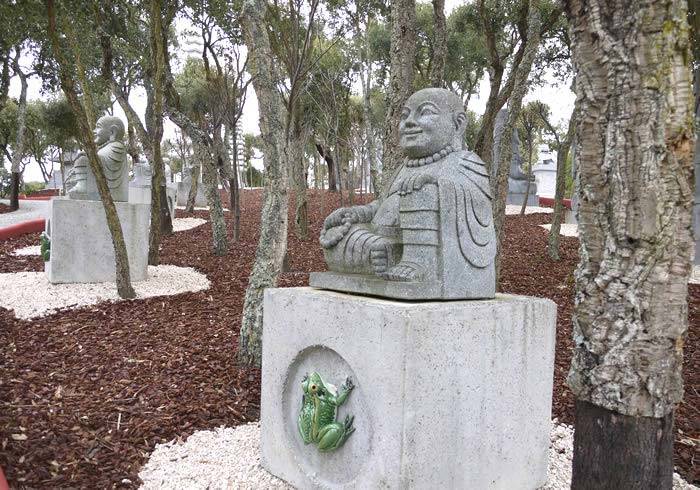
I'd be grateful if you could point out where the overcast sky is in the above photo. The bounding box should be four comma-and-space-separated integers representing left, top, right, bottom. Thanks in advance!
9, 3, 574, 182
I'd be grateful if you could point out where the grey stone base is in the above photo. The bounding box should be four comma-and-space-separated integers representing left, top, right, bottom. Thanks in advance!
309, 271, 494, 300
45, 197, 150, 283
128, 184, 178, 221
176, 182, 207, 207
506, 191, 538, 206
261, 287, 556, 489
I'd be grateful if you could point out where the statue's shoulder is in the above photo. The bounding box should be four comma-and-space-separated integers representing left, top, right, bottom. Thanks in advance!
99, 140, 127, 162
445, 150, 492, 198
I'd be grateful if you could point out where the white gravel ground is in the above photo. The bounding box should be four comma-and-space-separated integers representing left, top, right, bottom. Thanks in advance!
0, 265, 210, 320
506, 204, 553, 215
172, 217, 207, 232
175, 206, 230, 212
11, 245, 41, 256
539, 223, 579, 237
138, 421, 698, 490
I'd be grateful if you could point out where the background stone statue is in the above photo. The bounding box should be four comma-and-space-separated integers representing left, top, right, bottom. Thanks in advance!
65, 115, 129, 201
493, 108, 537, 204
311, 87, 496, 299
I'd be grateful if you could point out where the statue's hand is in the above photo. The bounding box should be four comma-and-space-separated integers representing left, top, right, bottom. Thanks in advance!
399, 173, 438, 195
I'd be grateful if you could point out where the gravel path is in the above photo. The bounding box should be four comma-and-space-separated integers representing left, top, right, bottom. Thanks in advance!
0, 199, 48, 227
0, 265, 210, 319
172, 217, 207, 232
138, 421, 697, 490
539, 223, 579, 237
506, 204, 553, 215
11, 245, 40, 256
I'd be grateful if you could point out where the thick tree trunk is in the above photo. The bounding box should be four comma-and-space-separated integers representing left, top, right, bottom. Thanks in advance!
147, 0, 170, 265
492, 0, 541, 284
571, 400, 674, 489
565, 0, 694, 485
9, 53, 28, 212
47, 0, 135, 299
381, 0, 416, 188
10, 172, 20, 209
238, 0, 290, 367
429, 0, 447, 87
315, 142, 336, 191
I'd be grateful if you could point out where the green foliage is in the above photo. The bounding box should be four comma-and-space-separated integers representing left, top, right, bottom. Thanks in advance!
21, 181, 44, 195
464, 110, 481, 150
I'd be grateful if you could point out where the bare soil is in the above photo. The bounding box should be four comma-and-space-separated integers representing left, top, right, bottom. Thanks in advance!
0, 189, 697, 487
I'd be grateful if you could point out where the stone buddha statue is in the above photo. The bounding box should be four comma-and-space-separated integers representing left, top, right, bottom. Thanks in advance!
310, 88, 496, 300
66, 115, 129, 201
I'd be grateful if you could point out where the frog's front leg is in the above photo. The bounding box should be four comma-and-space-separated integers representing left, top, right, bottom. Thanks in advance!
316, 415, 356, 452
335, 377, 354, 406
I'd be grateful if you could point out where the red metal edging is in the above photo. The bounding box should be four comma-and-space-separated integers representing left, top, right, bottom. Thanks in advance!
0, 218, 46, 241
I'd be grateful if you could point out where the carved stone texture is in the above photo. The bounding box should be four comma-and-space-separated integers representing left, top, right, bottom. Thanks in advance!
310, 88, 496, 300
65, 116, 130, 202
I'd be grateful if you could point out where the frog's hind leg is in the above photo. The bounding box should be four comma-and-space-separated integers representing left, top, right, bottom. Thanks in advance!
316, 423, 345, 452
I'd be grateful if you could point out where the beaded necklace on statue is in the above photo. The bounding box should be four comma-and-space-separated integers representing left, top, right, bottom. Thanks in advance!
405, 144, 456, 168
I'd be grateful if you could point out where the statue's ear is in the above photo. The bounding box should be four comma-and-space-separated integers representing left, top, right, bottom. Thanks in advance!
453, 111, 467, 134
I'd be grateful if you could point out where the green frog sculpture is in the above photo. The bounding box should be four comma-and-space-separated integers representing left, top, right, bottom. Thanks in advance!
298, 372, 355, 452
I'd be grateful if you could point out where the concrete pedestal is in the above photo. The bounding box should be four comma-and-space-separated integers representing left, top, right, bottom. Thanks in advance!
261, 287, 556, 489
506, 190, 538, 207
128, 184, 178, 220
176, 182, 207, 207
45, 197, 150, 283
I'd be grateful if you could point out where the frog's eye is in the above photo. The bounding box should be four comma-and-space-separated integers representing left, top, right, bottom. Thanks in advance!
310, 384, 317, 392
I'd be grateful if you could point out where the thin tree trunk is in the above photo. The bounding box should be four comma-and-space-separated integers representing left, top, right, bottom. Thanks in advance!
381, 0, 416, 188
492, 0, 541, 284
9, 50, 28, 211
547, 107, 576, 260
564, 0, 694, 487
429, 0, 447, 87
238, 0, 290, 367
186, 163, 200, 213
357, 14, 379, 197
200, 138, 228, 256
291, 114, 308, 239
47, 0, 135, 299
519, 139, 534, 215
229, 125, 241, 241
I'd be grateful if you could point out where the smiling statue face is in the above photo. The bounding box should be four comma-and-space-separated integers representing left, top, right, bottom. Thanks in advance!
399, 89, 461, 159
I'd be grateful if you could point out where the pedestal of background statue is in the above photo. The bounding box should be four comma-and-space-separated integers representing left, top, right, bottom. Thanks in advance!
128, 183, 178, 220
260, 287, 556, 489
176, 182, 207, 207
45, 197, 150, 283
506, 190, 538, 207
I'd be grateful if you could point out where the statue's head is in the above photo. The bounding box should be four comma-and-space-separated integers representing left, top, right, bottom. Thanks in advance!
94, 115, 126, 145
399, 88, 466, 159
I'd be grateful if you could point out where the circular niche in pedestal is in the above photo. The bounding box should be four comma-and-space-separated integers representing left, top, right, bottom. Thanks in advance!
282, 345, 372, 486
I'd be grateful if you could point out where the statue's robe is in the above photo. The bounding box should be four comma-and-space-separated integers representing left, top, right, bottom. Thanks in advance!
66, 141, 129, 201
322, 150, 496, 286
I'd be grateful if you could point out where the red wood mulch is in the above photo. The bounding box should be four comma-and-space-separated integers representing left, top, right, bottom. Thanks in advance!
0, 189, 697, 488
0, 203, 13, 215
